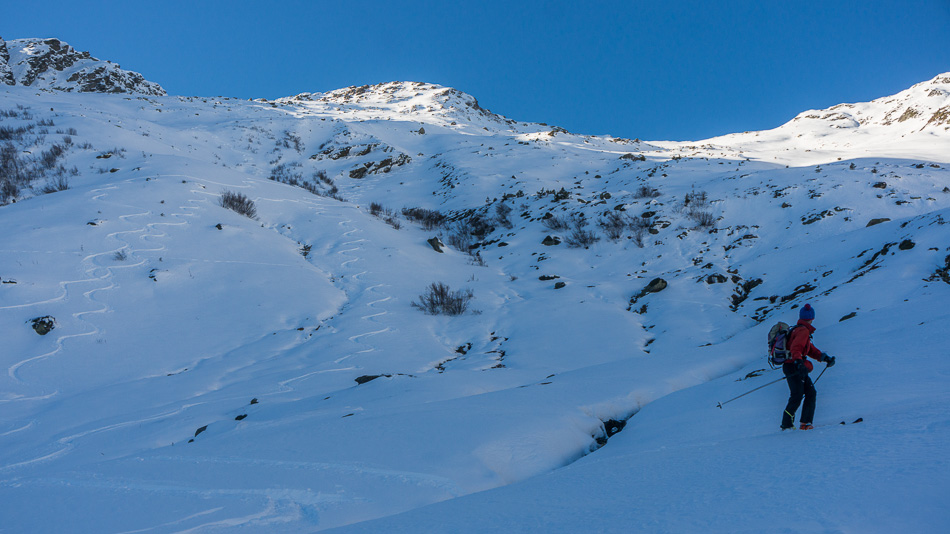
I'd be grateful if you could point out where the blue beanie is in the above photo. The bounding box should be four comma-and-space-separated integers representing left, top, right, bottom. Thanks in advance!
800, 304, 815, 321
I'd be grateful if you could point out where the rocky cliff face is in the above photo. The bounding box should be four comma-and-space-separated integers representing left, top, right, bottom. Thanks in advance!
0, 37, 165, 96
0, 38, 15, 86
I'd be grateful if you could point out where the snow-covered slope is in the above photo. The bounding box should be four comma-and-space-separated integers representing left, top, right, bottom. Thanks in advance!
1, 49, 948, 533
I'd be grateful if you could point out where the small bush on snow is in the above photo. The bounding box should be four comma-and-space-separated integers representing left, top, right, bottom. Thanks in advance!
219, 190, 257, 219
411, 282, 474, 316
565, 217, 599, 248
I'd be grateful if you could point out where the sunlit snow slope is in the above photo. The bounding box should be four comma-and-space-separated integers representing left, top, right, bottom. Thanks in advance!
1, 62, 949, 533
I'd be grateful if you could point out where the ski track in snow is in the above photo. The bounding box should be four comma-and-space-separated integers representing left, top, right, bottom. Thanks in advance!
5, 177, 209, 384
0, 174, 241, 472
333, 217, 395, 367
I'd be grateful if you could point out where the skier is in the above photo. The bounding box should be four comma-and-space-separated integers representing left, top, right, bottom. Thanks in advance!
781, 304, 836, 430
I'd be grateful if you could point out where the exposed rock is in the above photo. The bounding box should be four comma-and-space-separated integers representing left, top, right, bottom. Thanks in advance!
802, 210, 834, 225
706, 274, 727, 284
866, 218, 890, 227
780, 283, 816, 303
542, 235, 561, 246
932, 255, 950, 284
30, 315, 56, 335
644, 278, 668, 294
619, 153, 646, 161
731, 278, 763, 310
427, 236, 445, 253
554, 282, 567, 289
872, 181, 887, 189
839, 312, 858, 322
898, 239, 915, 250
355, 374, 391, 385
0, 37, 15, 86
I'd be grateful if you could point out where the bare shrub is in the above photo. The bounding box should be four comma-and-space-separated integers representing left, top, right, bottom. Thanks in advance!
411, 282, 474, 316
635, 185, 661, 198
446, 212, 494, 253
269, 162, 303, 185
690, 210, 716, 229
402, 207, 446, 230
219, 190, 257, 219
467, 213, 494, 239
630, 214, 651, 248
1, 143, 24, 186
683, 190, 709, 210
279, 131, 303, 152
565, 217, 600, 248
113, 249, 128, 261
39, 175, 69, 194
495, 201, 513, 229
1, 179, 18, 203
40, 143, 67, 169
632, 225, 646, 247
682, 190, 715, 229
599, 211, 629, 241
542, 214, 571, 231
0, 124, 33, 141
369, 202, 400, 229
446, 221, 475, 251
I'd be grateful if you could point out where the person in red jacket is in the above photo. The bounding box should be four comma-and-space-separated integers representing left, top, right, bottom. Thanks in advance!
781, 304, 836, 430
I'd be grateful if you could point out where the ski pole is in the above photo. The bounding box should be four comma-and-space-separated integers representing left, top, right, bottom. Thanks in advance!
813, 363, 830, 385
717, 376, 786, 409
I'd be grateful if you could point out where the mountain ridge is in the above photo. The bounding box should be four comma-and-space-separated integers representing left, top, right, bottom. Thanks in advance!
0, 37, 165, 96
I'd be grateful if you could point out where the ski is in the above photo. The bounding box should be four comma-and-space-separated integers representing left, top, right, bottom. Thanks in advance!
781, 417, 863, 431
816, 417, 864, 429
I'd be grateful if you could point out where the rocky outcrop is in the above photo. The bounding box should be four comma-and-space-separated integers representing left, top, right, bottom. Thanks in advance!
0, 38, 15, 86
1, 38, 165, 95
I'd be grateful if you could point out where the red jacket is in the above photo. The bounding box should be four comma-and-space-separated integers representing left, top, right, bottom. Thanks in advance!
788, 320, 823, 372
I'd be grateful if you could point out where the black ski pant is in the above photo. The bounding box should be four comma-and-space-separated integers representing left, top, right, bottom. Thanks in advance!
781, 363, 816, 427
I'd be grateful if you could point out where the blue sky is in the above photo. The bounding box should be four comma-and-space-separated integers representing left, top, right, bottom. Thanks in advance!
4, 1, 949, 140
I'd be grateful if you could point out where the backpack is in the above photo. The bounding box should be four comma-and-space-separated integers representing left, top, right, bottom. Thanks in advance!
767, 322, 799, 369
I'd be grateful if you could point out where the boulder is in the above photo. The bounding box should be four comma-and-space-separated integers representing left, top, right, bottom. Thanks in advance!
427, 236, 445, 253
644, 278, 668, 293
30, 316, 55, 335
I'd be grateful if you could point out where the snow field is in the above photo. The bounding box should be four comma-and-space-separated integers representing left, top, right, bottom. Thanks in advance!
1, 75, 949, 532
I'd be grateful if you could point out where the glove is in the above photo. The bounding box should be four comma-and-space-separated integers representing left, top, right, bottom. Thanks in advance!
795, 359, 808, 378
824, 354, 836, 367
